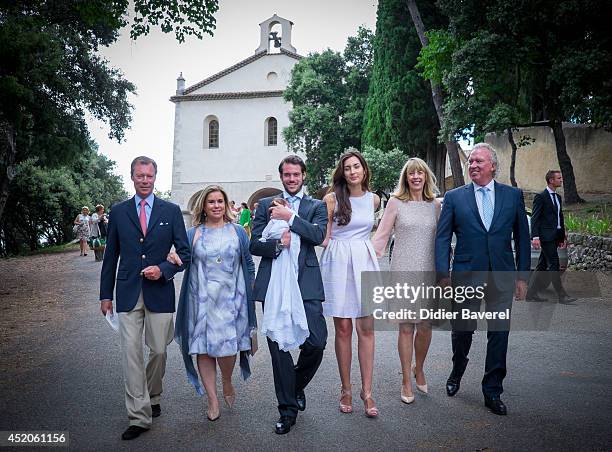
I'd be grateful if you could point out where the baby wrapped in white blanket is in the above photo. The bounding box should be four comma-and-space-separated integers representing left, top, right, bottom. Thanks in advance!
259, 198, 309, 351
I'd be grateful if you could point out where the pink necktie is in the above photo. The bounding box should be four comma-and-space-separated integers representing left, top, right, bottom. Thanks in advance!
139, 199, 147, 236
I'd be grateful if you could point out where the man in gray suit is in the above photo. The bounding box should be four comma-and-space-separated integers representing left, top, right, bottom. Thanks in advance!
250, 155, 328, 434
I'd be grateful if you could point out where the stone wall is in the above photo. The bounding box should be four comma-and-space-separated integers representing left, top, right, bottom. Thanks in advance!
567, 233, 612, 270
485, 124, 612, 194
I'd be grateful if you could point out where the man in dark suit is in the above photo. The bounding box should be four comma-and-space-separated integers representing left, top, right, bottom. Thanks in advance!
435, 143, 530, 415
250, 155, 328, 434
100, 156, 190, 440
526, 170, 576, 304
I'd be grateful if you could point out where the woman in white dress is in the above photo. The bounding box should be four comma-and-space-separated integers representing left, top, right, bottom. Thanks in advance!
372, 157, 440, 405
321, 151, 381, 417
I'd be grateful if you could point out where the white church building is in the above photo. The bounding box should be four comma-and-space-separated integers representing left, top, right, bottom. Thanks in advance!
170, 15, 302, 220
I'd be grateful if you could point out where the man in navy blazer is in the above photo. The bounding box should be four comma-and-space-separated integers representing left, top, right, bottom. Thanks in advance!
250, 155, 328, 435
435, 143, 530, 416
100, 156, 190, 440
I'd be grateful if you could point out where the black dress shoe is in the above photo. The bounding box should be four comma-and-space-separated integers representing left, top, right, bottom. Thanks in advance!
526, 294, 547, 302
121, 426, 149, 440
558, 295, 577, 304
484, 396, 507, 415
152, 404, 161, 418
275, 416, 296, 435
296, 389, 306, 411
446, 377, 461, 397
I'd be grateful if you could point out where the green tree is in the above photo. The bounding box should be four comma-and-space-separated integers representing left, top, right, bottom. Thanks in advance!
0, 0, 219, 222
361, 145, 405, 196
431, 0, 610, 203
362, 0, 448, 187
283, 27, 374, 193
0, 145, 127, 254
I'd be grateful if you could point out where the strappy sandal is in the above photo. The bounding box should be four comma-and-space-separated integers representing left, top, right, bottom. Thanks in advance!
339, 386, 353, 413
360, 390, 379, 418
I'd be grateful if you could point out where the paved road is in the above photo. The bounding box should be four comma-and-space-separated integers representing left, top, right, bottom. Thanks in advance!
1, 250, 611, 451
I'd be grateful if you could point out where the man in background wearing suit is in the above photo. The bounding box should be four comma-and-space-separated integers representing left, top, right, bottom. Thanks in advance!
526, 170, 576, 304
100, 156, 190, 440
250, 155, 328, 434
435, 143, 530, 416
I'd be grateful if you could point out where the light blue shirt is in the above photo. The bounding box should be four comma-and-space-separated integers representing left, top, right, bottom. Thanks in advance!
135, 192, 155, 227
283, 188, 304, 226
473, 180, 495, 225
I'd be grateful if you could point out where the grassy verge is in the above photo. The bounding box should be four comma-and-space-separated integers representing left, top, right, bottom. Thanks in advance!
565, 204, 611, 236
25, 242, 80, 256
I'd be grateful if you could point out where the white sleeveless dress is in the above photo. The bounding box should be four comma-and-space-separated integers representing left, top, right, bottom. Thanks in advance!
321, 192, 380, 318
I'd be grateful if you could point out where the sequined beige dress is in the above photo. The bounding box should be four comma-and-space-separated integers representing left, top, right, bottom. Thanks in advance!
372, 197, 440, 322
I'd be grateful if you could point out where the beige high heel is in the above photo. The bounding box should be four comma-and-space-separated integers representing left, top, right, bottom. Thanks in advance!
413, 366, 428, 394
339, 386, 353, 414
222, 379, 236, 408
360, 390, 379, 418
401, 384, 415, 404
207, 406, 220, 421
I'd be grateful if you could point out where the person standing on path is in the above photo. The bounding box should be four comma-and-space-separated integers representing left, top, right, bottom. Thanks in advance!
373, 157, 441, 406
526, 170, 576, 304
250, 155, 328, 435
320, 151, 381, 417
239, 202, 252, 238
434, 143, 530, 416
74, 206, 91, 256
99, 156, 191, 440
90, 204, 108, 262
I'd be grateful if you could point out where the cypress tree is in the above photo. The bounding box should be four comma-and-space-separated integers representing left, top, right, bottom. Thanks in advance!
362, 0, 445, 170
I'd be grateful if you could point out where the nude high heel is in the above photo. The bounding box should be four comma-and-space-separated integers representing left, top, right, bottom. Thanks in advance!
360, 390, 379, 418
222, 379, 236, 408
400, 386, 415, 404
413, 366, 428, 394
339, 386, 353, 414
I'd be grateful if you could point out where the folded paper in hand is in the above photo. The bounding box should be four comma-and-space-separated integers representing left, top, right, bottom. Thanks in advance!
105, 311, 119, 332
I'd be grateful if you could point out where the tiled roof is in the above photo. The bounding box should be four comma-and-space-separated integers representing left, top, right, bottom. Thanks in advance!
183, 50, 302, 95
170, 90, 285, 103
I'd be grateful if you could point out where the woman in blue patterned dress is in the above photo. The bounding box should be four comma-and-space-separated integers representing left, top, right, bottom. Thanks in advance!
171, 185, 256, 422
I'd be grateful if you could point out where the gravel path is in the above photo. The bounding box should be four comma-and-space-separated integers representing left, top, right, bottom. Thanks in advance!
1, 248, 611, 451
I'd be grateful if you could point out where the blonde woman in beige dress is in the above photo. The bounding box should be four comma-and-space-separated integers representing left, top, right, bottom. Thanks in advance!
372, 157, 440, 405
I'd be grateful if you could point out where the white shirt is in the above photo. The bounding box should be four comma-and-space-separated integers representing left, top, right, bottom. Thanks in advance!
546, 187, 562, 229
473, 180, 495, 226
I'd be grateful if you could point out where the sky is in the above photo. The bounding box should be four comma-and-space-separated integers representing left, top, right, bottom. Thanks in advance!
88, 0, 379, 193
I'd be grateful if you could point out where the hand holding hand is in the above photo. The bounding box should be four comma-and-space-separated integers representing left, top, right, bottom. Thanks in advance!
166, 251, 183, 266
532, 238, 541, 250
143, 265, 162, 280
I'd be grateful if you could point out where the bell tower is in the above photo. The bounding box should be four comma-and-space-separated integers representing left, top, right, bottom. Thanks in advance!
255, 14, 297, 54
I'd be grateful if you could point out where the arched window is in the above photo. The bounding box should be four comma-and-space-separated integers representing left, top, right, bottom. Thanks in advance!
209, 120, 219, 148
265, 117, 277, 146
203, 115, 219, 149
